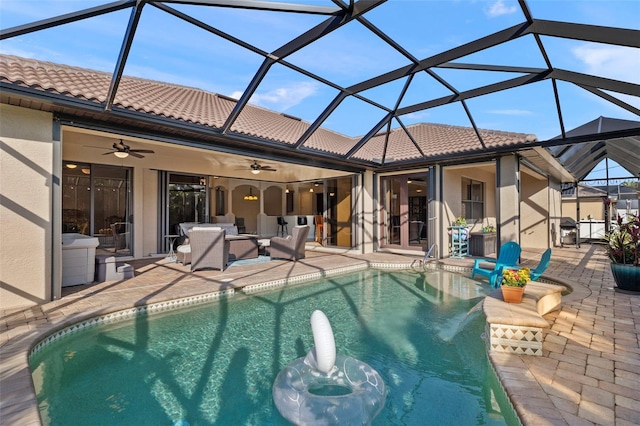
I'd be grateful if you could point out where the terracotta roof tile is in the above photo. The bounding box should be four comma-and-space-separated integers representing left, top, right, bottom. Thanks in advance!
354, 123, 535, 162
1, 54, 537, 163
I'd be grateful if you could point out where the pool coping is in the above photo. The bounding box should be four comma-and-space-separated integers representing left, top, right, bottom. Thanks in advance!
20, 261, 526, 425
2, 257, 421, 425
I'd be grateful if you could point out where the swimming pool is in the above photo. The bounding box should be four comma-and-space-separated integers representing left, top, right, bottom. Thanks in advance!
30, 268, 519, 425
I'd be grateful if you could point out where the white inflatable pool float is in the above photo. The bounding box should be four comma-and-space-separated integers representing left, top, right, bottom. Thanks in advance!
273, 310, 386, 425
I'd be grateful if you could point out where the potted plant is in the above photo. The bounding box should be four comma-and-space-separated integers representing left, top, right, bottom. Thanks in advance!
604, 213, 639, 293
482, 223, 496, 233
454, 217, 467, 227
500, 267, 530, 303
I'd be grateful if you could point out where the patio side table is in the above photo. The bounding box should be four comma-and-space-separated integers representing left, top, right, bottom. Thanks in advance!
164, 234, 180, 261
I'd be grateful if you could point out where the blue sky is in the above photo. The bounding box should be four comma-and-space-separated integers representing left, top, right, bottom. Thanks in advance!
1, 0, 638, 179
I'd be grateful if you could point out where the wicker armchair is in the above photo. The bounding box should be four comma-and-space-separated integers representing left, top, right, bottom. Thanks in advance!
270, 225, 310, 261
188, 227, 229, 272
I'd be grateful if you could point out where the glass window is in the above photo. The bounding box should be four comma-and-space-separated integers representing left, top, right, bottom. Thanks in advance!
461, 177, 484, 221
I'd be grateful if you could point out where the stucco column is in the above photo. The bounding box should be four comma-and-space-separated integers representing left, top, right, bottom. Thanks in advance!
497, 154, 520, 245
429, 165, 442, 258
0, 105, 55, 309
361, 171, 375, 254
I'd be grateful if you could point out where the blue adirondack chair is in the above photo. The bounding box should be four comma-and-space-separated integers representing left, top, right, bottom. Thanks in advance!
471, 241, 522, 288
524, 248, 552, 281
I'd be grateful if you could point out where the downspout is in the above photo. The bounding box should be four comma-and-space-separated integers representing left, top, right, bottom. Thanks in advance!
496, 157, 501, 250
372, 171, 378, 252
438, 165, 444, 259
517, 155, 521, 248
575, 181, 580, 249
52, 117, 62, 300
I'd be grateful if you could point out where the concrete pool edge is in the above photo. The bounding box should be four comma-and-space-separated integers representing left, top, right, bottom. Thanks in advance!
22, 263, 521, 425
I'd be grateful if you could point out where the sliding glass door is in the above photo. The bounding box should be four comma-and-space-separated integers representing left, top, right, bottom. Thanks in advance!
167, 173, 208, 235
380, 173, 429, 250
62, 162, 133, 255
325, 176, 353, 247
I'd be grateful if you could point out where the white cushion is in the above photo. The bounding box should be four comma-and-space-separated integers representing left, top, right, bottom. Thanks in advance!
192, 226, 221, 231
177, 245, 191, 254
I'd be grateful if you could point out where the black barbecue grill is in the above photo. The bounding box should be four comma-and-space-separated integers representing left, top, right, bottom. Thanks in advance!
560, 217, 579, 247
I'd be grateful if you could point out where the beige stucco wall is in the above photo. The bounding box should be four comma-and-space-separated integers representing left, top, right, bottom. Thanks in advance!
1, 105, 54, 309
362, 171, 374, 254
563, 199, 605, 221
442, 164, 496, 230
142, 168, 158, 256
520, 170, 548, 249
549, 179, 562, 248
497, 155, 520, 244
441, 163, 497, 256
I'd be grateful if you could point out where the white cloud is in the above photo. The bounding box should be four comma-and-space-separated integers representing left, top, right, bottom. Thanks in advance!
487, 109, 533, 116
485, 0, 517, 17
404, 111, 431, 121
572, 44, 640, 84
245, 81, 320, 111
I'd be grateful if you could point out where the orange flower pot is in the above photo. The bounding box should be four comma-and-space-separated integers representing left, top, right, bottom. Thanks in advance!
501, 285, 525, 303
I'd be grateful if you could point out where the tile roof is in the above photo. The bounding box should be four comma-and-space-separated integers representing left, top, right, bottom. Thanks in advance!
0, 54, 536, 163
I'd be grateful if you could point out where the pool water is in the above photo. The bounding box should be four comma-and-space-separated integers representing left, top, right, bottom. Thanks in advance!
30, 269, 519, 425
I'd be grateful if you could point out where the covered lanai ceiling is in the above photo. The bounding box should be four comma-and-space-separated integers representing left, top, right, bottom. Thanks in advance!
1, 0, 639, 178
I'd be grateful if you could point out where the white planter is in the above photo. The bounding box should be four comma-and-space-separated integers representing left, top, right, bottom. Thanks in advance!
62, 233, 99, 287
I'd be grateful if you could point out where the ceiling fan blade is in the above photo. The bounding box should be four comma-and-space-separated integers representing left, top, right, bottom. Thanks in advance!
130, 149, 154, 154
102, 151, 116, 155
262, 167, 277, 171
129, 152, 145, 158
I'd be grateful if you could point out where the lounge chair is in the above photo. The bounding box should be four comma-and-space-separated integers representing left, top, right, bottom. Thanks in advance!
270, 225, 310, 261
471, 241, 521, 288
188, 227, 229, 272
524, 248, 552, 281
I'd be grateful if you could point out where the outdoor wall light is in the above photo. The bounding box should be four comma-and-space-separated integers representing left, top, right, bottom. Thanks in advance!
285, 188, 289, 193
65, 163, 77, 169
114, 151, 129, 159
81, 168, 91, 175
309, 188, 314, 193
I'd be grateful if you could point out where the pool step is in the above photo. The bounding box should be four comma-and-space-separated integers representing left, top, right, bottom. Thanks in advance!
95, 255, 134, 282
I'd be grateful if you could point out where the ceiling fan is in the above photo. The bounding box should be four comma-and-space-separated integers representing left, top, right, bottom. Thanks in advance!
91, 140, 155, 158
249, 160, 277, 174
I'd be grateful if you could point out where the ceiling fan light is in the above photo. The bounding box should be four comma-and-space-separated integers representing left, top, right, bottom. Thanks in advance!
251, 169, 260, 175
114, 151, 129, 159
